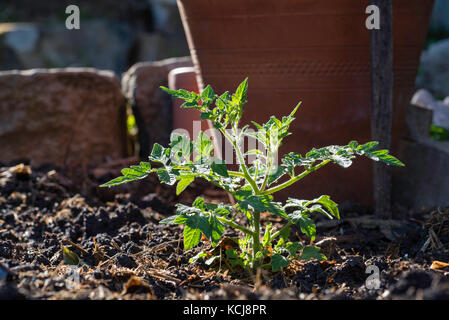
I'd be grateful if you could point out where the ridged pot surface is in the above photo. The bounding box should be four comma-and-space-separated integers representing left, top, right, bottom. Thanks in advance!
177, 0, 434, 205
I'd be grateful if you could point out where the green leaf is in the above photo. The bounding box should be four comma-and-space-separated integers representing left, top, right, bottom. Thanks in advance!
216, 92, 230, 111
245, 130, 267, 147
285, 242, 303, 256
170, 133, 193, 163
100, 162, 151, 187
284, 198, 308, 209
356, 141, 378, 152
310, 195, 339, 219
286, 209, 303, 223
176, 176, 195, 195
225, 249, 239, 259
159, 215, 179, 224
348, 140, 358, 149
225, 247, 245, 268
161, 86, 201, 110
156, 168, 176, 185
281, 140, 403, 174
300, 246, 327, 261
185, 214, 212, 242
288, 210, 318, 240
331, 154, 353, 168
121, 168, 144, 179
267, 166, 286, 185
234, 187, 252, 201
281, 152, 315, 173
160, 86, 192, 99
279, 224, 291, 243
62, 245, 80, 266
232, 77, 248, 106
99, 176, 130, 187
181, 100, 200, 109
192, 197, 205, 210
251, 121, 263, 130
209, 215, 225, 243
205, 255, 220, 265
183, 225, 202, 250
307, 204, 333, 220
175, 203, 202, 216
239, 195, 288, 219
231, 259, 245, 268
150, 143, 163, 159
201, 112, 212, 120
271, 254, 289, 272
201, 85, 215, 107
244, 149, 264, 157
150, 143, 169, 164
212, 203, 233, 216
365, 149, 405, 166
355, 141, 404, 166
262, 223, 272, 246
195, 131, 214, 163
174, 214, 188, 224
298, 214, 316, 241
189, 251, 208, 263
286, 196, 339, 221
211, 159, 229, 177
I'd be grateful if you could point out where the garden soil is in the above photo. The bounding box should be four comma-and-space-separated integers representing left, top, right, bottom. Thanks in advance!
1, 160, 449, 300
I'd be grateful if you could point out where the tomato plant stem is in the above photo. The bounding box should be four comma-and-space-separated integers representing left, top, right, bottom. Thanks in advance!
252, 210, 261, 265
262, 160, 331, 195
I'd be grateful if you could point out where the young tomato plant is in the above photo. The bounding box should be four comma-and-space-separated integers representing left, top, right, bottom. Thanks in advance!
101, 78, 404, 272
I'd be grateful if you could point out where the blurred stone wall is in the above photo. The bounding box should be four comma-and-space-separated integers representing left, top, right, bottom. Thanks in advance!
415, 0, 449, 99
0, 0, 189, 75
428, 0, 449, 33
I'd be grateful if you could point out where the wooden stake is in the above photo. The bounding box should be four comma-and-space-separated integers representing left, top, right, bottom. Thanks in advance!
370, 0, 393, 218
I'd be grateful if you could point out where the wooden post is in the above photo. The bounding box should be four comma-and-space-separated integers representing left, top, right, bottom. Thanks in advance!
370, 0, 393, 218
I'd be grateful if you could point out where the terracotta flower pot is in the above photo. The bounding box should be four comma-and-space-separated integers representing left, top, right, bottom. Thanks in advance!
177, 0, 434, 206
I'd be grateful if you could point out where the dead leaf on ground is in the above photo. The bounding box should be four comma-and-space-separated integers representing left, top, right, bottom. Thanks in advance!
215, 237, 239, 251
430, 261, 449, 270
122, 276, 154, 296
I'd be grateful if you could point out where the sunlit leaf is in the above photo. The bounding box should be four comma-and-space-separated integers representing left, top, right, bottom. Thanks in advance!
62, 245, 80, 266
176, 176, 195, 195
239, 195, 288, 219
